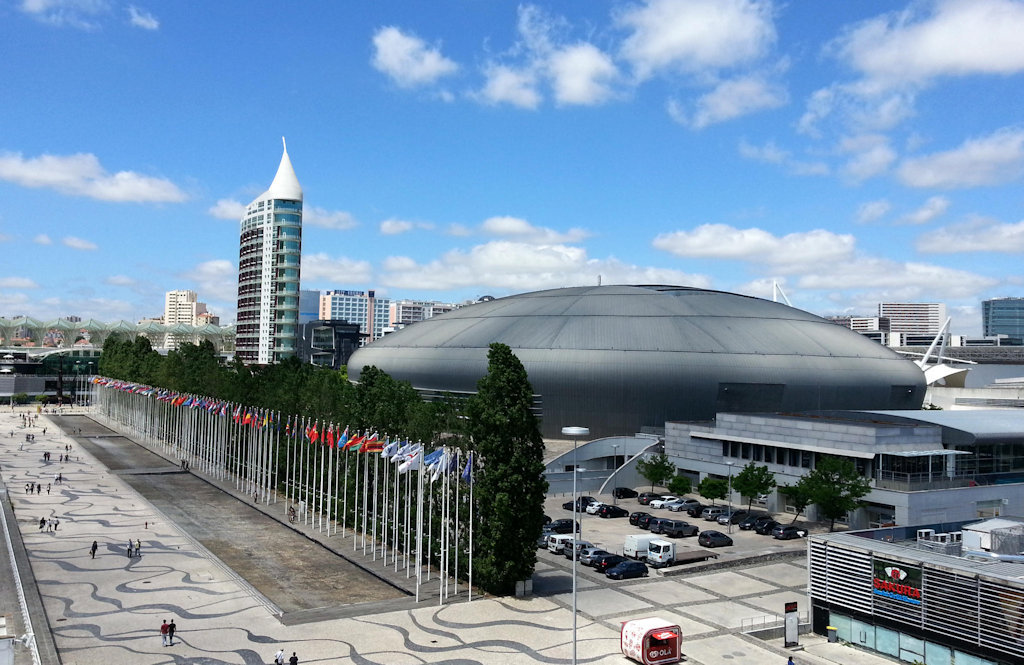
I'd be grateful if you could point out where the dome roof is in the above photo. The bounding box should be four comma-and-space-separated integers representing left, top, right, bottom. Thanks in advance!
261, 137, 302, 202
348, 285, 926, 438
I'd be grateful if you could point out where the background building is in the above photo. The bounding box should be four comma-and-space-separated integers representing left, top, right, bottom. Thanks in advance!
296, 319, 362, 369
389, 299, 457, 328
879, 302, 946, 336
298, 289, 320, 325
319, 289, 391, 342
982, 297, 1024, 343
234, 140, 303, 364
164, 290, 210, 349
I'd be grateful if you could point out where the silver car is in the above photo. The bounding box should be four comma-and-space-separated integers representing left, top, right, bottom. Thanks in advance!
579, 547, 611, 566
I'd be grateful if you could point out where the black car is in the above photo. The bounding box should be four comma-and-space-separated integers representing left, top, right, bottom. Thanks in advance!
548, 518, 580, 534
663, 519, 699, 538
637, 492, 663, 506
543, 514, 552, 524
755, 519, 781, 535
637, 514, 656, 530
698, 530, 733, 548
613, 487, 639, 499
648, 517, 672, 534
772, 524, 808, 540
628, 511, 650, 526
737, 513, 768, 530
562, 496, 597, 512
605, 560, 649, 580
597, 505, 629, 519
685, 503, 708, 518
591, 553, 628, 573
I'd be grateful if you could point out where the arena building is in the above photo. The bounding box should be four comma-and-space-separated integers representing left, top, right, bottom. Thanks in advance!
347, 285, 926, 439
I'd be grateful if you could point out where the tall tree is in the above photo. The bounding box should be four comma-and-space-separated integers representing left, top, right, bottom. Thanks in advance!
667, 475, 692, 497
636, 454, 676, 491
778, 480, 814, 524
804, 456, 872, 531
732, 462, 776, 511
698, 477, 727, 505
466, 343, 547, 595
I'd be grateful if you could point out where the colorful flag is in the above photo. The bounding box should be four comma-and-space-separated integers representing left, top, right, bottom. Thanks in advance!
461, 452, 473, 485
309, 421, 320, 444
233, 405, 242, 423
363, 433, 384, 453
336, 426, 349, 449
344, 432, 365, 451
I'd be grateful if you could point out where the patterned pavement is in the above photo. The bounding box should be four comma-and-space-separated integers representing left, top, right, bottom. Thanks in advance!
0, 406, 897, 665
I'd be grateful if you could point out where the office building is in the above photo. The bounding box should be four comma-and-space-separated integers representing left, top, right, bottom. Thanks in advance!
298, 289, 320, 325
319, 290, 391, 342
234, 140, 303, 364
164, 290, 210, 349
389, 299, 457, 327
982, 297, 1024, 342
878, 303, 946, 336
296, 319, 363, 369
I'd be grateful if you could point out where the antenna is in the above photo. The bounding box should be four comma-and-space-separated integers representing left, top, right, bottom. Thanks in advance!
772, 281, 792, 306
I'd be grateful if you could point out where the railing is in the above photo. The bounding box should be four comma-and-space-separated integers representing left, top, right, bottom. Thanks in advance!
874, 471, 973, 491
741, 611, 809, 633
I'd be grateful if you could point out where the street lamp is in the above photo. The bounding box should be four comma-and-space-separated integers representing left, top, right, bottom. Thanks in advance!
562, 425, 590, 665
725, 461, 735, 534
610, 443, 620, 505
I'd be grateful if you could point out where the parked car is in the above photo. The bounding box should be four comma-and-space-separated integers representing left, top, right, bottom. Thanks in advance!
542, 514, 552, 524
667, 498, 701, 512
579, 547, 611, 566
737, 513, 768, 530
563, 539, 594, 560
562, 496, 596, 512
698, 530, 734, 548
548, 518, 580, 534
637, 492, 663, 505
537, 528, 555, 548
686, 503, 708, 517
772, 524, 808, 540
613, 487, 639, 499
547, 533, 575, 554
628, 511, 650, 526
605, 560, 649, 580
585, 501, 607, 515
662, 519, 699, 538
717, 510, 749, 525
591, 553, 628, 573
637, 514, 656, 530
755, 519, 781, 535
648, 517, 672, 534
648, 496, 679, 509
597, 505, 629, 519
701, 506, 726, 521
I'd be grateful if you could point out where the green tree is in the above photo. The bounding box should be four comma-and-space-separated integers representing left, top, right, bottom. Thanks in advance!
466, 343, 547, 595
667, 475, 692, 496
636, 454, 676, 490
804, 456, 872, 531
698, 477, 727, 504
778, 479, 813, 523
732, 462, 776, 510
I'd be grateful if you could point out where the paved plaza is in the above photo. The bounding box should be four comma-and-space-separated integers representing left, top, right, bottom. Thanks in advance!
0, 406, 899, 665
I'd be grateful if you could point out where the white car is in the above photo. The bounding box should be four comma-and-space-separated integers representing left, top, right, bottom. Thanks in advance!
663, 498, 694, 512
585, 502, 607, 515
648, 496, 678, 509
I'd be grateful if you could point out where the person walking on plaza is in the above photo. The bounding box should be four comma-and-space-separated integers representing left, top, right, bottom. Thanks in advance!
127, 539, 133, 558
160, 619, 169, 646
168, 619, 176, 645
289, 653, 298, 665
787, 657, 795, 665
90, 541, 97, 559
38, 517, 44, 530
274, 647, 285, 664
135, 539, 141, 557
46, 483, 50, 494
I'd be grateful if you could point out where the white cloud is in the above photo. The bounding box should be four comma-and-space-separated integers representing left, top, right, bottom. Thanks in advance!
371, 26, 458, 88
0, 151, 187, 203
916, 217, 1024, 253
796, 257, 997, 300
737, 139, 830, 176
126, 5, 157, 30
900, 196, 949, 225
0, 277, 39, 288
477, 64, 541, 109
304, 206, 358, 230
301, 253, 373, 284
839, 134, 896, 182
685, 75, 786, 129
379, 240, 708, 292
617, 0, 776, 80
20, 0, 108, 29
652, 224, 856, 273
446, 223, 472, 237
62, 236, 97, 250
480, 216, 589, 244
855, 199, 891, 224
184, 259, 236, 303
898, 128, 1024, 188
33, 234, 53, 245
379, 218, 434, 235
208, 198, 245, 220
549, 42, 619, 106
104, 275, 136, 287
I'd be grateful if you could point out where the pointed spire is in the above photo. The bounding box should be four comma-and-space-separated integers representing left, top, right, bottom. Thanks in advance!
265, 137, 302, 201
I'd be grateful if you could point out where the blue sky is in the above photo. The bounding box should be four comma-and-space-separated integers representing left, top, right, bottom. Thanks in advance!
2, 0, 1024, 335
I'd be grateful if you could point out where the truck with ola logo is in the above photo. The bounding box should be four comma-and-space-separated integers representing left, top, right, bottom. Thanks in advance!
620, 617, 682, 665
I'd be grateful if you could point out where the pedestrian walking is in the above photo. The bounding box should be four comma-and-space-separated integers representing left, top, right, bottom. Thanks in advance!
274, 647, 285, 664
38, 517, 45, 530
35, 483, 41, 494
289, 652, 298, 665
787, 657, 795, 665
57, 473, 62, 484
90, 541, 97, 559
168, 619, 176, 645
53, 518, 59, 531
135, 539, 141, 557
46, 483, 50, 494
127, 539, 133, 558
160, 619, 169, 646
45, 519, 52, 532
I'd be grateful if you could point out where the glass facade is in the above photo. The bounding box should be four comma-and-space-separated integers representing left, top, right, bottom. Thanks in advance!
982, 298, 1024, 341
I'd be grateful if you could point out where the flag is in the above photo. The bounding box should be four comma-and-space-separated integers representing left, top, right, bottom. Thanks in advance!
357, 431, 378, 453
336, 426, 349, 449
242, 410, 253, 426
381, 438, 399, 457
285, 416, 292, 437
326, 424, 335, 447
233, 405, 242, 423
309, 421, 320, 444
363, 433, 384, 453
461, 452, 473, 485
344, 432, 365, 451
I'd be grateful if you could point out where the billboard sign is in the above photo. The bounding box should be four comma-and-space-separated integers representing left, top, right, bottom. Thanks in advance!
872, 559, 922, 605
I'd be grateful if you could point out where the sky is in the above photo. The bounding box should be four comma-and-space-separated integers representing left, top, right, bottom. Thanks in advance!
2, 0, 1024, 336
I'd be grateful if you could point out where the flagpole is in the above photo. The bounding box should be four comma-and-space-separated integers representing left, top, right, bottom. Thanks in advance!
415, 446, 424, 602
468, 453, 474, 603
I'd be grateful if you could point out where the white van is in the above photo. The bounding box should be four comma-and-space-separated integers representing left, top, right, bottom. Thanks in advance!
647, 539, 676, 568
624, 533, 659, 560
548, 533, 575, 554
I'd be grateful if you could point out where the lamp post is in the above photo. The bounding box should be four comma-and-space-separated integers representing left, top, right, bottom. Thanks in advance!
611, 443, 620, 505
562, 425, 589, 665
725, 461, 735, 534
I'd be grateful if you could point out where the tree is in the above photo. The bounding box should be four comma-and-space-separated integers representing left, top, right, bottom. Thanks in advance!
636, 454, 676, 490
804, 455, 872, 531
698, 477, 727, 504
466, 343, 547, 595
667, 475, 692, 497
732, 462, 776, 510
778, 479, 813, 523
